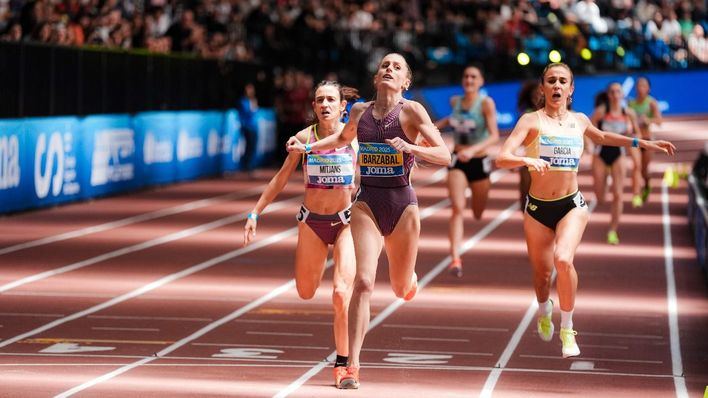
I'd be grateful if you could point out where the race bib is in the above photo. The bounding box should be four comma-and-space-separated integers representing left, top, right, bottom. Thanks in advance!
358, 142, 404, 177
306, 153, 354, 186
539, 135, 583, 171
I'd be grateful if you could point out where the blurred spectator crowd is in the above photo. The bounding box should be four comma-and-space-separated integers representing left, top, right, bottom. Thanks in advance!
0, 0, 706, 86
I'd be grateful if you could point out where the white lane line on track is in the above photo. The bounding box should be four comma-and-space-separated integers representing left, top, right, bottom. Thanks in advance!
478, 200, 597, 398
0, 196, 302, 294
192, 343, 331, 350
0, 185, 266, 256
273, 200, 520, 398
0, 227, 299, 351
50, 167, 452, 397
661, 182, 688, 398
91, 327, 160, 332
246, 332, 313, 337
518, 354, 663, 364
383, 324, 509, 333
401, 337, 469, 343
88, 315, 212, 322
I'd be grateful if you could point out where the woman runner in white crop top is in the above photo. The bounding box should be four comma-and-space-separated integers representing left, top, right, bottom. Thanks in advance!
496, 63, 675, 359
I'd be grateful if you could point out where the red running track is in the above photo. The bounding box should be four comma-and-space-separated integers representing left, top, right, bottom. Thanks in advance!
0, 118, 706, 398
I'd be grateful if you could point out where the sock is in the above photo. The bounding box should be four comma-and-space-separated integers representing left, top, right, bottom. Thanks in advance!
537, 299, 552, 316
560, 309, 574, 330
334, 354, 348, 368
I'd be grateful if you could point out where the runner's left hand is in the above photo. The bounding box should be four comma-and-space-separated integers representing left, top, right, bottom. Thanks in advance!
644, 140, 676, 156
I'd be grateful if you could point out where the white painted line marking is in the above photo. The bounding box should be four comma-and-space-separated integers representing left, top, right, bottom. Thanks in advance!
212, 348, 283, 359
192, 343, 330, 350
363, 347, 493, 357
570, 361, 595, 370
580, 331, 664, 339
401, 337, 469, 343
581, 344, 629, 350
91, 327, 160, 332
273, 196, 518, 398
233, 319, 332, 326
383, 353, 452, 365
0, 186, 266, 256
246, 331, 313, 337
384, 324, 508, 332
40, 343, 115, 354
661, 181, 688, 398
0, 227, 298, 351
88, 315, 212, 322
519, 354, 662, 365
0, 197, 301, 294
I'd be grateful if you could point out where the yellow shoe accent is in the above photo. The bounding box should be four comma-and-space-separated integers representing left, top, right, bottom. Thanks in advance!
632, 195, 643, 208
536, 299, 554, 342
559, 328, 580, 358
607, 230, 619, 245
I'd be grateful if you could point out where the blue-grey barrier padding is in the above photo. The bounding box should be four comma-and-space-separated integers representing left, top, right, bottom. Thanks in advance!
419, 69, 708, 130
0, 108, 276, 214
134, 111, 178, 185
24, 116, 84, 208
81, 114, 142, 197
0, 119, 28, 212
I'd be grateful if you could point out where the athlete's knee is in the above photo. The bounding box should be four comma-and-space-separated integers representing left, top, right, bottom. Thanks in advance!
353, 277, 375, 296
332, 288, 349, 312
553, 252, 575, 274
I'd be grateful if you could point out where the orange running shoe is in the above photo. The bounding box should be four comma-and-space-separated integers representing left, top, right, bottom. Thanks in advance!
448, 258, 463, 278
333, 366, 347, 388
338, 366, 360, 389
403, 273, 418, 301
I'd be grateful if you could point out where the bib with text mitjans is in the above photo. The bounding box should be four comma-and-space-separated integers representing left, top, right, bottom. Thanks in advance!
527, 110, 584, 173
303, 124, 356, 189
356, 100, 414, 187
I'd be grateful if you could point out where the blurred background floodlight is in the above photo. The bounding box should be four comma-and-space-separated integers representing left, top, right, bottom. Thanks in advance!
517, 52, 531, 66
549, 50, 562, 63
581, 48, 592, 61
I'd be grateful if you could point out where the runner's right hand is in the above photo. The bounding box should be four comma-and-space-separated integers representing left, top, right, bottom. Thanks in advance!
286, 136, 305, 153
524, 157, 550, 174
244, 218, 257, 246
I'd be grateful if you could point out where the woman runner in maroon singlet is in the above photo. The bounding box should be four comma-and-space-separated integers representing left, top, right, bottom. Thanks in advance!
244, 81, 359, 389
286, 53, 450, 389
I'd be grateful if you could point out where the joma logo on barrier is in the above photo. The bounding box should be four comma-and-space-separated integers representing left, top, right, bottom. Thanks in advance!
0, 134, 20, 190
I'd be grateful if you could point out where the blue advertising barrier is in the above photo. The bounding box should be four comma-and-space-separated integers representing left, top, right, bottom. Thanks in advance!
81, 114, 142, 198
0, 119, 28, 213
24, 117, 84, 208
134, 112, 178, 185
174, 111, 223, 180
419, 69, 708, 130
0, 108, 263, 214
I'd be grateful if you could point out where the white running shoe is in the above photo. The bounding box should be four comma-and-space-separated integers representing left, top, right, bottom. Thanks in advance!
536, 299, 554, 342
559, 328, 580, 358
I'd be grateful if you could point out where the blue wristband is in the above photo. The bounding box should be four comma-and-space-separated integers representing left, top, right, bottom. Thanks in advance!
632, 137, 640, 148
248, 212, 259, 221
304, 144, 312, 154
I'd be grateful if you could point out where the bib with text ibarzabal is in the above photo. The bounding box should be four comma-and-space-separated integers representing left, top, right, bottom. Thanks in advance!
358, 142, 404, 177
